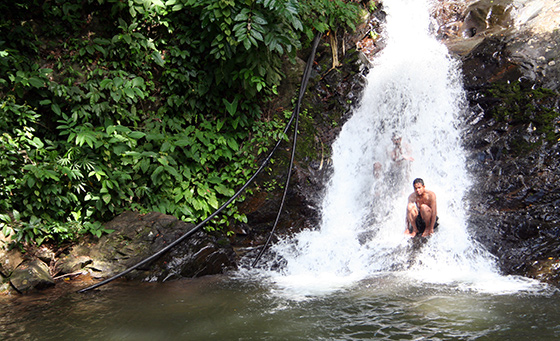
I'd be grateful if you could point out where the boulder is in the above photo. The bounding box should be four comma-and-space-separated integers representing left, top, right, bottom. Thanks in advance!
9, 259, 54, 293
0, 231, 24, 277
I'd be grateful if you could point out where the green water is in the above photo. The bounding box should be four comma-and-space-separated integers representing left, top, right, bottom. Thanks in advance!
1, 274, 558, 340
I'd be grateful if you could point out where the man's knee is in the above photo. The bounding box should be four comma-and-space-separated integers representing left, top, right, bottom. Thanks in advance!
418, 206, 433, 224
407, 203, 417, 213
419, 204, 432, 215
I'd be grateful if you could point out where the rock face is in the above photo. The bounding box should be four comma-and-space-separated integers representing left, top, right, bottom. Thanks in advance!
463, 79, 560, 279
0, 233, 24, 277
438, 0, 560, 89
432, 0, 560, 284
57, 211, 236, 282
464, 105, 560, 282
1, 211, 237, 294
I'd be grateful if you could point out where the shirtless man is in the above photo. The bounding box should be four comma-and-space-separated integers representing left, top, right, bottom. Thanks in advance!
405, 178, 438, 237
390, 134, 414, 164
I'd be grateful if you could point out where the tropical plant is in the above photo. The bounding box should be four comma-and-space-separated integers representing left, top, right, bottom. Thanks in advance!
0, 0, 364, 246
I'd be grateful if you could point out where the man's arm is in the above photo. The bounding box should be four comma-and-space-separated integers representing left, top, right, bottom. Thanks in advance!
428, 191, 437, 230
403, 142, 415, 161
405, 193, 418, 236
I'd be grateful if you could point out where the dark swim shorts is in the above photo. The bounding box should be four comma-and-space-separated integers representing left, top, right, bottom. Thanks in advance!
414, 215, 439, 235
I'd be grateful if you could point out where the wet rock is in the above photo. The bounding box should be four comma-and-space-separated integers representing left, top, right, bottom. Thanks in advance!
464, 87, 560, 284
0, 233, 52, 294
527, 257, 560, 285
56, 254, 92, 275
33, 246, 55, 265
58, 211, 236, 282
0, 281, 13, 295
443, 0, 560, 285
9, 259, 54, 293
0, 232, 24, 277
434, 0, 560, 90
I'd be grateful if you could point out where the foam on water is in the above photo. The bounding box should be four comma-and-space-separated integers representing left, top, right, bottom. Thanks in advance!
246, 0, 546, 297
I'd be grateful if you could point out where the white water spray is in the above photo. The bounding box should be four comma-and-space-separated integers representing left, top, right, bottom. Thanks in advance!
256, 0, 542, 296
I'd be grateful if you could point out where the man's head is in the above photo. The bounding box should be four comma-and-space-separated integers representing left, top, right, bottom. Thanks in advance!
392, 132, 402, 145
413, 178, 425, 195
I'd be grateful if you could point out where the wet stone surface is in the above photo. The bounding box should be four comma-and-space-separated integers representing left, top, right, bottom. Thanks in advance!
430, 0, 560, 285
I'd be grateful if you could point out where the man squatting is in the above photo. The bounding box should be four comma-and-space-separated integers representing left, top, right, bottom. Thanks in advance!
405, 178, 438, 237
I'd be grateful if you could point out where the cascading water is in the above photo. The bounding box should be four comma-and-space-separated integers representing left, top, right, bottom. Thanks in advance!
249, 0, 542, 297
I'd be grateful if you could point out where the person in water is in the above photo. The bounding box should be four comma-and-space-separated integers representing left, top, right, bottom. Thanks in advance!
405, 178, 438, 237
390, 133, 414, 164
373, 161, 383, 178
386, 133, 414, 191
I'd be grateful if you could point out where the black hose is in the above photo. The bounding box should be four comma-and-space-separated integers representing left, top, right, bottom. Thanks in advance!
77, 32, 323, 293
252, 32, 323, 267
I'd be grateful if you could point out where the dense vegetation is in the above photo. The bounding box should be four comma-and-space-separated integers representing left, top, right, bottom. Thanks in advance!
0, 0, 364, 246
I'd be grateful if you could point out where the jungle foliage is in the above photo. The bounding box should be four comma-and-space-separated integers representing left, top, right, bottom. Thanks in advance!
0, 0, 363, 246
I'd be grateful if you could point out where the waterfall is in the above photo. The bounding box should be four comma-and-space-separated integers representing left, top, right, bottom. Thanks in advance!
252, 0, 542, 297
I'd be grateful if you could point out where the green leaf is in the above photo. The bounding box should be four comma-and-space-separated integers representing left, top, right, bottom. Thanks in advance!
124, 88, 135, 98
234, 10, 249, 21
132, 77, 145, 88
151, 165, 165, 183
252, 13, 268, 25
128, 131, 146, 139
216, 119, 224, 132
51, 103, 62, 116
110, 91, 122, 102
151, 51, 165, 66
251, 29, 263, 42
233, 23, 246, 35
175, 139, 192, 147
28, 77, 44, 88
30, 137, 44, 149
113, 77, 124, 88
44, 170, 60, 181
164, 165, 182, 180
227, 138, 239, 151
222, 97, 238, 116
26, 176, 36, 188
215, 184, 234, 196
242, 37, 251, 50
100, 79, 112, 89
208, 195, 219, 209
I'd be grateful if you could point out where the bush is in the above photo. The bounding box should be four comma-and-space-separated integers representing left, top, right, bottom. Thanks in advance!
0, 0, 363, 246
